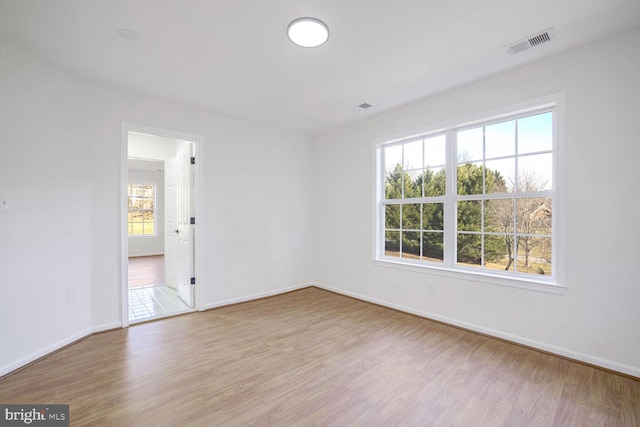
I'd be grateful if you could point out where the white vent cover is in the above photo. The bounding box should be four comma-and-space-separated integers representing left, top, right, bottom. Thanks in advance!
505, 28, 556, 56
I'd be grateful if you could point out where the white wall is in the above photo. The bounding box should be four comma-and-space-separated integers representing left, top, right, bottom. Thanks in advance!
0, 33, 93, 373
128, 132, 190, 161
0, 32, 315, 375
128, 168, 164, 257
313, 28, 640, 377
89, 73, 315, 329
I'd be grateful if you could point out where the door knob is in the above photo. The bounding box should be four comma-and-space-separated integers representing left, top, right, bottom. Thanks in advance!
175, 229, 179, 234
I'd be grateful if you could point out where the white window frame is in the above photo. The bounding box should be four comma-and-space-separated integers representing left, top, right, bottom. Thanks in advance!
127, 182, 157, 237
373, 94, 566, 294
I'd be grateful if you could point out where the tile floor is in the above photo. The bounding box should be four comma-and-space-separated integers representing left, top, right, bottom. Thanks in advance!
129, 285, 193, 323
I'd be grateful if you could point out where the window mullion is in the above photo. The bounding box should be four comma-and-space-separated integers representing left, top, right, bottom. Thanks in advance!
444, 128, 456, 267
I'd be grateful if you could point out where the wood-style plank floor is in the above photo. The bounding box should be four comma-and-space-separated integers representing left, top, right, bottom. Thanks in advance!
128, 255, 164, 288
1, 287, 638, 426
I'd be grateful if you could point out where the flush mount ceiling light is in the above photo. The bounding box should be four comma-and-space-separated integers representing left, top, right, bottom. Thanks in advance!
287, 17, 329, 48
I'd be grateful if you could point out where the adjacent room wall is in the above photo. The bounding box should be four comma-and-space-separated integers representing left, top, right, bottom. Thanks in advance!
127, 168, 164, 257
313, 28, 640, 377
0, 32, 315, 376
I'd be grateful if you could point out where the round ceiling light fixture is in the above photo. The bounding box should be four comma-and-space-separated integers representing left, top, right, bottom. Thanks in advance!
287, 17, 329, 48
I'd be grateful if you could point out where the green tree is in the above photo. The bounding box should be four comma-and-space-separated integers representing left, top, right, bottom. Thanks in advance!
456, 163, 509, 264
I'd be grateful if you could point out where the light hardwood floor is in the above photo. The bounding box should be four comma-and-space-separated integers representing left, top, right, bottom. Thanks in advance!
1, 287, 638, 426
128, 255, 164, 288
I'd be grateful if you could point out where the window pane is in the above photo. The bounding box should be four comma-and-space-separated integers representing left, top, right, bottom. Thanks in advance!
457, 200, 481, 232
518, 112, 552, 154
422, 232, 444, 262
385, 231, 400, 257
485, 199, 514, 233
145, 222, 155, 235
384, 165, 403, 199
131, 223, 143, 235
485, 158, 514, 193
457, 162, 484, 195
402, 204, 421, 230
485, 120, 515, 159
422, 167, 446, 197
402, 231, 421, 259
484, 235, 514, 272
404, 170, 420, 198
457, 233, 481, 267
403, 140, 423, 170
385, 204, 400, 229
516, 198, 552, 234
422, 203, 444, 231
425, 134, 446, 167
518, 153, 552, 192
516, 236, 552, 276
130, 196, 140, 208
457, 127, 483, 162
385, 145, 402, 175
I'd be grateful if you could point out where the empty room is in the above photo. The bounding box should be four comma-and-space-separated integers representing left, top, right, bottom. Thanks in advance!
0, 0, 639, 425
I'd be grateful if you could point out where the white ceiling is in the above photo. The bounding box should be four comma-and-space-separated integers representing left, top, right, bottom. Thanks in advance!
1, 0, 639, 136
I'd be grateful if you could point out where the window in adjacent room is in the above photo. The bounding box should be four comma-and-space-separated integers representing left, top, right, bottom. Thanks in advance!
128, 184, 156, 236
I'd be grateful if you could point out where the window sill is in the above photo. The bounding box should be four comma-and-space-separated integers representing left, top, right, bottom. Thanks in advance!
373, 257, 566, 295
127, 235, 159, 238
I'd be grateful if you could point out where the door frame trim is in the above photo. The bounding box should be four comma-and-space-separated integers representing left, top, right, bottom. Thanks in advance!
120, 122, 205, 327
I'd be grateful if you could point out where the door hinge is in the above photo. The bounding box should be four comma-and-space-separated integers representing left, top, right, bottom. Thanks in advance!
190, 157, 196, 165
190, 217, 195, 225
190, 277, 196, 285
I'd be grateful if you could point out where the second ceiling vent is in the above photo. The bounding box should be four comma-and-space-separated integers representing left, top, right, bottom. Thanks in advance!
505, 28, 557, 56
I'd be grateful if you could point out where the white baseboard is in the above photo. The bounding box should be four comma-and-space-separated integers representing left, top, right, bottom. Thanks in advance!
201, 282, 313, 311
313, 282, 640, 378
0, 328, 92, 378
92, 322, 122, 333
128, 253, 163, 258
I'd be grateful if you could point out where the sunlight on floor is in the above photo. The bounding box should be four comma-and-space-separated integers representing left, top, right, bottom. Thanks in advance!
129, 285, 192, 323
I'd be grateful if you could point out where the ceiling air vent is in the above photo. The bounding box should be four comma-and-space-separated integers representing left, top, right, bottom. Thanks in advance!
505, 28, 556, 56
347, 102, 374, 113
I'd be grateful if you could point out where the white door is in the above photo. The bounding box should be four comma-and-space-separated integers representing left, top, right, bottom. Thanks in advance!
165, 144, 195, 307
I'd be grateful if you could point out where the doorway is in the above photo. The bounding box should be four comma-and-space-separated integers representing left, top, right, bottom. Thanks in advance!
120, 123, 204, 326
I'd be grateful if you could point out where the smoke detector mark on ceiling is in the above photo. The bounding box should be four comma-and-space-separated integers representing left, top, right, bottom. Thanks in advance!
118, 28, 141, 42
505, 28, 556, 56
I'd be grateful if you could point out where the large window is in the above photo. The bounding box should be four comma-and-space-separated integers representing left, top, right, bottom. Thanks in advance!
128, 184, 156, 236
377, 103, 559, 285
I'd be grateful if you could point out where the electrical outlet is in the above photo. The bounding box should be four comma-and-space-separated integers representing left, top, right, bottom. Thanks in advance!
0, 194, 8, 212
244, 265, 253, 275
67, 288, 77, 303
